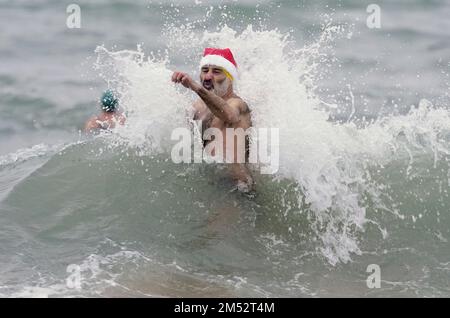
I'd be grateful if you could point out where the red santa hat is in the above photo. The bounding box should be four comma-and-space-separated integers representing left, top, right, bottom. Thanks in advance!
199, 48, 239, 81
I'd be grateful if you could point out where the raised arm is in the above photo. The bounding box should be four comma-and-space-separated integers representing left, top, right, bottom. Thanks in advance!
193, 86, 246, 124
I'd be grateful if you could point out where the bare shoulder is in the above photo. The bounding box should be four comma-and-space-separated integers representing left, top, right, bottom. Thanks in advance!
228, 96, 250, 114
88, 115, 100, 124
84, 115, 100, 132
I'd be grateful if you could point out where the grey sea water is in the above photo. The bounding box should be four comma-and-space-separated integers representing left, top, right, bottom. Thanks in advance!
0, 0, 449, 297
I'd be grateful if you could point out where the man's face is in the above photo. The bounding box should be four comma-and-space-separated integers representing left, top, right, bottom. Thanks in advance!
200, 65, 232, 97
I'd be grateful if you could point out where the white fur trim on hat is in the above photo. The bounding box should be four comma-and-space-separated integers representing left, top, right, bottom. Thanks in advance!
199, 54, 239, 80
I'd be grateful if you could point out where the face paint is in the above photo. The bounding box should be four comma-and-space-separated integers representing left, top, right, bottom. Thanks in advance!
221, 68, 234, 81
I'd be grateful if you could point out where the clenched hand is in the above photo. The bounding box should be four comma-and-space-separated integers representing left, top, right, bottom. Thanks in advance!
171, 71, 200, 91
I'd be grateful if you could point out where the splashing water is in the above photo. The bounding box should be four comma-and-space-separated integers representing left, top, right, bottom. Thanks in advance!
92, 21, 450, 266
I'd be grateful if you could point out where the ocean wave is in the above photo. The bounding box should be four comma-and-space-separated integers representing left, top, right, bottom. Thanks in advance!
0, 144, 59, 167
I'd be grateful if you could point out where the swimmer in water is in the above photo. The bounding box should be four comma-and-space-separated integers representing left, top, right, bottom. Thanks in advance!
84, 89, 126, 133
171, 48, 253, 193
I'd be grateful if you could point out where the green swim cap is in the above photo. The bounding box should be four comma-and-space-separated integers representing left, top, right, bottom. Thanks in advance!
100, 89, 118, 112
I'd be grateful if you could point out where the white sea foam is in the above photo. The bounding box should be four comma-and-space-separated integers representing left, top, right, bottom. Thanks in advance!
0, 144, 59, 167
93, 23, 450, 265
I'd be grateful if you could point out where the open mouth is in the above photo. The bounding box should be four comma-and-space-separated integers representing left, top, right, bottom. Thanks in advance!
202, 80, 214, 90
